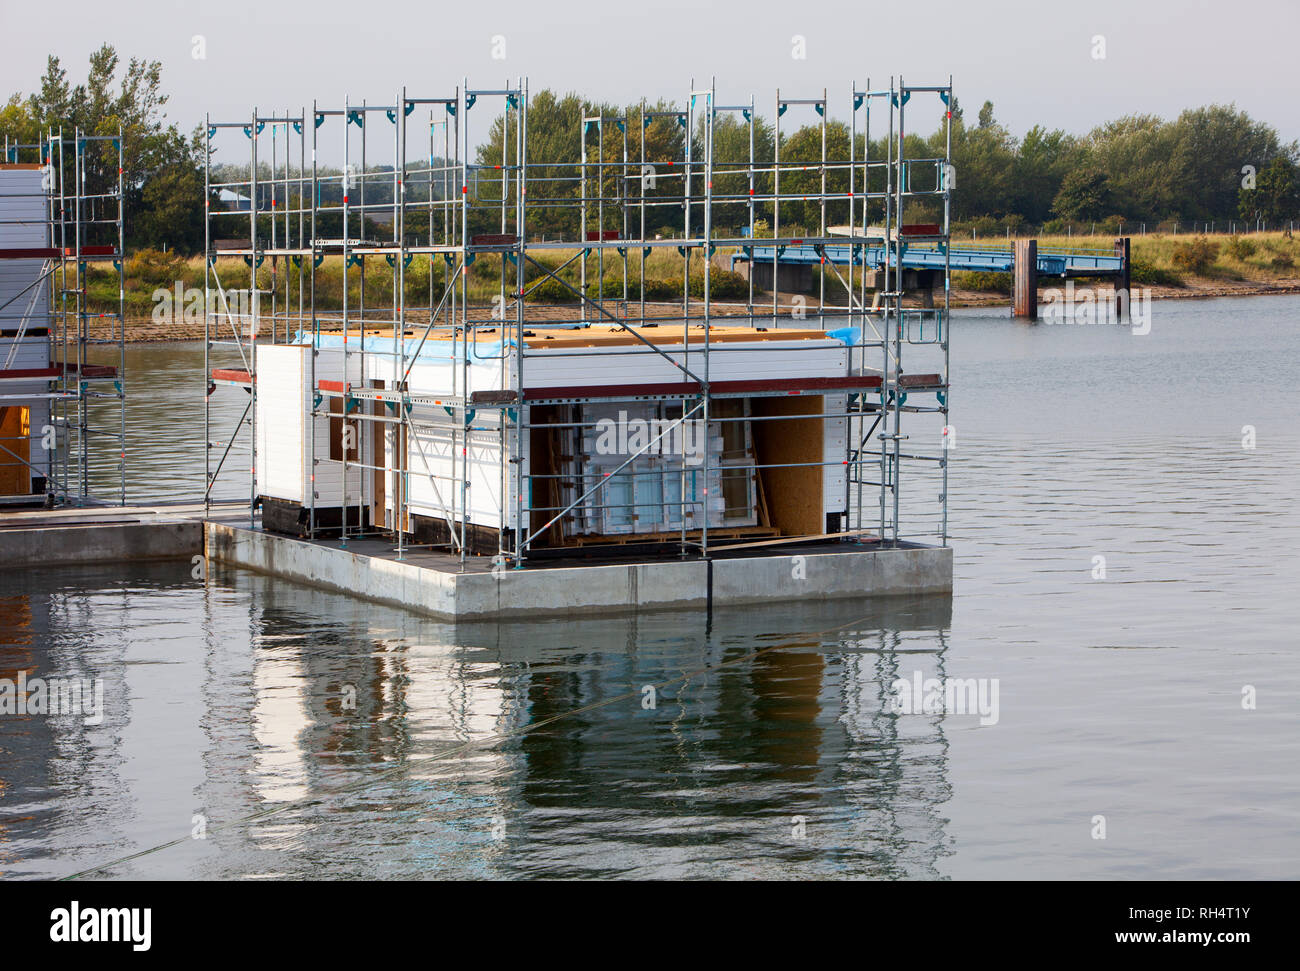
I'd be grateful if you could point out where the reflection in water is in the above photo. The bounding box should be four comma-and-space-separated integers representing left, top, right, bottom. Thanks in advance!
0, 580, 120, 876
0, 562, 953, 879
0, 591, 39, 873
6, 295, 1299, 878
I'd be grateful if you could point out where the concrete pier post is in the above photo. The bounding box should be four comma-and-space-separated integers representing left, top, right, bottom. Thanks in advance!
1013, 238, 1037, 320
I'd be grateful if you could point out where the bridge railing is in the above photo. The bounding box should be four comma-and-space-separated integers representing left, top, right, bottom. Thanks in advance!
730, 239, 1125, 275
945, 241, 1116, 256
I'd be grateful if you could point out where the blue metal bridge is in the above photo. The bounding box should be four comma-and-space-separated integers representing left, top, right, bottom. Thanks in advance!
732, 243, 1125, 278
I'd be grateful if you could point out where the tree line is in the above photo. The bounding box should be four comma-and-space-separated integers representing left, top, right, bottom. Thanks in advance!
3, 47, 1297, 256
1, 46, 206, 252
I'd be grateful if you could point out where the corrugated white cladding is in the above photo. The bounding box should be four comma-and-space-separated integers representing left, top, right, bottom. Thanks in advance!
1, 168, 54, 483
823, 392, 848, 515
255, 343, 366, 506
405, 405, 511, 529
0, 258, 49, 328
348, 335, 512, 529
0, 167, 47, 242
0, 169, 50, 330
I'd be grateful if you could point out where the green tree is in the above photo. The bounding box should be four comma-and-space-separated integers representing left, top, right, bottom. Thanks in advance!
9, 46, 204, 252
1051, 168, 1113, 221
1239, 156, 1300, 225
700, 111, 774, 235
945, 100, 1016, 221
476, 89, 583, 239
1077, 115, 1184, 222
1172, 105, 1289, 221
0, 94, 41, 151
134, 162, 205, 253
475, 90, 691, 240
1010, 125, 1079, 224
776, 119, 851, 231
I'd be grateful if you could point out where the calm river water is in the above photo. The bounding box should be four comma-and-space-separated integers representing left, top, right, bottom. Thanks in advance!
2, 295, 1298, 879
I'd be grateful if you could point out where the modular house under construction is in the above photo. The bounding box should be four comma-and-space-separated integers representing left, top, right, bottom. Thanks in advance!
204, 77, 954, 578
0, 135, 126, 507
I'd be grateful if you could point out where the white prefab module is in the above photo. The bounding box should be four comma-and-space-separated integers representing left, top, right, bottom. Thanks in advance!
253, 343, 367, 531
0, 166, 54, 500
254, 325, 862, 550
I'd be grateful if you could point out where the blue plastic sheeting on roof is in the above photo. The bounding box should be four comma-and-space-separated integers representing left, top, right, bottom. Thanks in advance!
828, 326, 868, 346
290, 330, 517, 362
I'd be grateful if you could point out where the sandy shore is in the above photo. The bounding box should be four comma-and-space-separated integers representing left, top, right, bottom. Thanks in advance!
950, 277, 1300, 308
86, 278, 1300, 342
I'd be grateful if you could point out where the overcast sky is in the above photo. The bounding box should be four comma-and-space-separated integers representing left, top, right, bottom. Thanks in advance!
3, 0, 1297, 163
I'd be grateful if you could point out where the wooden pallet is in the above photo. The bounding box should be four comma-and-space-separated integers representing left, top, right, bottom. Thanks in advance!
703, 528, 879, 552
565, 525, 780, 547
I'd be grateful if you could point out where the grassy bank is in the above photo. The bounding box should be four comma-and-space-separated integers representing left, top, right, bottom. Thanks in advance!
81, 246, 750, 318
951, 232, 1300, 295
76, 232, 1300, 319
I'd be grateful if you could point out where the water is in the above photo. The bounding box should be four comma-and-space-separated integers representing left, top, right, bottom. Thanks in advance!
80, 342, 249, 503
3, 295, 1298, 879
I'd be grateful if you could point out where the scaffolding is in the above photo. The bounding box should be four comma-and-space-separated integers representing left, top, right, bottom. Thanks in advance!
0, 128, 126, 506
202, 77, 953, 569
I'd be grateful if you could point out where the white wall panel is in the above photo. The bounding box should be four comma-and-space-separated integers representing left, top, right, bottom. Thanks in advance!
255, 345, 306, 502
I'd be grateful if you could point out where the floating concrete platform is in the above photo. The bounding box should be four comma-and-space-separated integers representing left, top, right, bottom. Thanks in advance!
0, 504, 952, 619
205, 521, 952, 621
0, 503, 207, 569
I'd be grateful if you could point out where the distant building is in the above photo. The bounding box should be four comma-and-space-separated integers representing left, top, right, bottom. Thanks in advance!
218, 188, 275, 212
219, 188, 253, 210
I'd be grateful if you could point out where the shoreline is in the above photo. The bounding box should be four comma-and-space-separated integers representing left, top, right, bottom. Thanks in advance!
86, 278, 1300, 343
948, 276, 1300, 309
